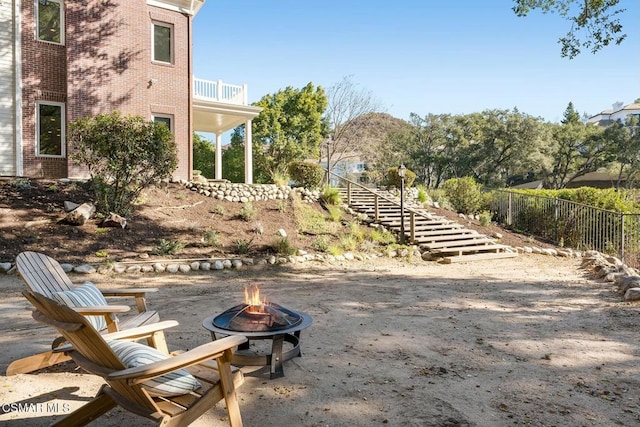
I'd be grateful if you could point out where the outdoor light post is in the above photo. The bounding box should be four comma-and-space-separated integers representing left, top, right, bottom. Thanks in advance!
398, 164, 406, 245
326, 136, 332, 185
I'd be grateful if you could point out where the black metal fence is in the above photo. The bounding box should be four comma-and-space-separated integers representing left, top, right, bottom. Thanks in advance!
491, 190, 640, 268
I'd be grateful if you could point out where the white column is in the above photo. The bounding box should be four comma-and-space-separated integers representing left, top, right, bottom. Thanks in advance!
215, 133, 222, 180
244, 119, 253, 184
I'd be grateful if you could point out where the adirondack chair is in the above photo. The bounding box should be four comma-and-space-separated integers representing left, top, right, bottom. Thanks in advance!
6, 251, 164, 375
23, 291, 246, 427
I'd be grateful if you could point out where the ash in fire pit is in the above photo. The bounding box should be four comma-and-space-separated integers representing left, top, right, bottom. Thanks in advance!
213, 285, 303, 332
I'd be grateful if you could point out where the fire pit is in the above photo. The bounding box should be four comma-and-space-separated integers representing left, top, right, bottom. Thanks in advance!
202, 285, 312, 378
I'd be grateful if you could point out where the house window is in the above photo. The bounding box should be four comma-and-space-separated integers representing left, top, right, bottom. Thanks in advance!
37, 102, 65, 157
153, 115, 173, 132
152, 22, 173, 64
36, 0, 64, 44
355, 163, 365, 172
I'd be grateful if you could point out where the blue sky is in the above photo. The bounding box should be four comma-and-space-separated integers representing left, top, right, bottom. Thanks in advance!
193, 0, 639, 124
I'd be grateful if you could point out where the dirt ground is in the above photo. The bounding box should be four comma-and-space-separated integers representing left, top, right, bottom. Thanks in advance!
1, 254, 639, 426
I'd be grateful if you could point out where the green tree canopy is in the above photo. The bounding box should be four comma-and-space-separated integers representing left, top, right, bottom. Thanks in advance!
68, 112, 177, 215
252, 83, 328, 180
193, 133, 215, 178
513, 0, 627, 58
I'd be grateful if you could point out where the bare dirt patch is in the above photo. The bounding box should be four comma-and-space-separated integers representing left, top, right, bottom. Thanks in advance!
1, 256, 640, 426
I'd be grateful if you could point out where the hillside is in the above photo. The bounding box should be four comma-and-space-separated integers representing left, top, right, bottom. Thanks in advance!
0, 178, 551, 265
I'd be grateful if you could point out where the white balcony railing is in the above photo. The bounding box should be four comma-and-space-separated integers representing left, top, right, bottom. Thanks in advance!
193, 78, 248, 105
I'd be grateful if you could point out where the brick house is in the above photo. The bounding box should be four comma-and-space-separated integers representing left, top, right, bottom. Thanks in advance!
1, 0, 261, 182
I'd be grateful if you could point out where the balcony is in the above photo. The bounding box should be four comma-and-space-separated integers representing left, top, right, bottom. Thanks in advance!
193, 78, 248, 105
192, 77, 261, 134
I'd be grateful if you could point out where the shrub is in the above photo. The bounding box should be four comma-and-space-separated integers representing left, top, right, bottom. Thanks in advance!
320, 186, 342, 205
271, 170, 290, 186
239, 202, 257, 221
479, 211, 492, 226
193, 133, 215, 178
212, 205, 225, 216
441, 177, 484, 215
234, 238, 254, 254
68, 112, 177, 216
271, 237, 296, 255
201, 230, 221, 247
311, 236, 330, 252
288, 161, 324, 189
386, 166, 416, 188
340, 235, 357, 251
151, 239, 184, 256
369, 228, 397, 245
326, 204, 342, 222
417, 185, 429, 203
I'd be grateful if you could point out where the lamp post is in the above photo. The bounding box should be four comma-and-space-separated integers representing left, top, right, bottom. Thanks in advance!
398, 164, 406, 245
326, 136, 332, 186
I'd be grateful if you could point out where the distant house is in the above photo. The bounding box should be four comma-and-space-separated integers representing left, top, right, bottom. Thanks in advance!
587, 101, 640, 127
320, 154, 368, 186
0, 0, 261, 182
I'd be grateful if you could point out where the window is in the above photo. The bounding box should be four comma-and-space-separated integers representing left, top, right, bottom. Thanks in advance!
36, 0, 63, 44
153, 115, 173, 132
37, 102, 65, 157
152, 22, 173, 64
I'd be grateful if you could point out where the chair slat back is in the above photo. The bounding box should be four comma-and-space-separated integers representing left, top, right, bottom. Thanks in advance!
22, 291, 157, 410
16, 251, 74, 295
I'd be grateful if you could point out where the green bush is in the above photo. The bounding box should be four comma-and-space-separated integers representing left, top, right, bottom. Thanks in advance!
442, 177, 484, 215
271, 237, 296, 255
201, 230, 221, 247
386, 166, 416, 188
479, 210, 492, 226
239, 202, 257, 221
288, 161, 324, 189
193, 133, 215, 179
320, 186, 342, 205
417, 185, 429, 203
68, 112, 177, 216
151, 239, 185, 256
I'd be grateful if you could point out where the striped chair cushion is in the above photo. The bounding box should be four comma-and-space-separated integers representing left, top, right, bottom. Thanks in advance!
108, 340, 202, 397
51, 282, 109, 331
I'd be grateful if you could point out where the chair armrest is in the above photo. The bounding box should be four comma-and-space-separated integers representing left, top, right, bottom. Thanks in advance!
99, 288, 159, 313
100, 320, 179, 341
107, 335, 247, 382
99, 288, 159, 297
72, 305, 131, 315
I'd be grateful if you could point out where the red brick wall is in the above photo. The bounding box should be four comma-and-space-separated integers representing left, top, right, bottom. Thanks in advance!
22, 0, 193, 180
21, 0, 68, 178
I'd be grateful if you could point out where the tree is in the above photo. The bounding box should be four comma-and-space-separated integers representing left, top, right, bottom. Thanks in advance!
324, 76, 382, 172
252, 83, 328, 180
561, 101, 581, 124
193, 133, 215, 178
223, 125, 272, 184
68, 112, 177, 215
602, 116, 640, 188
513, 0, 627, 58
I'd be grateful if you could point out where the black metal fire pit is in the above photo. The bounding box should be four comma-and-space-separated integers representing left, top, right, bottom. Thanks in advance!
203, 302, 312, 379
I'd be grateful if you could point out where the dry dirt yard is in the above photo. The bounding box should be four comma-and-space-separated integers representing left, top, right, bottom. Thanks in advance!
1, 255, 639, 426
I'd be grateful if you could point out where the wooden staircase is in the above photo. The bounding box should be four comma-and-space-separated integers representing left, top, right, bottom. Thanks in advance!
338, 185, 517, 263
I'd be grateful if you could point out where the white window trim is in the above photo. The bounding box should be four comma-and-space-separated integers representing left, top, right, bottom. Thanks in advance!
36, 101, 65, 158
151, 21, 174, 64
35, 0, 65, 45
152, 114, 174, 132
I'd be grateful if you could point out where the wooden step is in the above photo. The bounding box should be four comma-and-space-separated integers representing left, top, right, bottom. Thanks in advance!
415, 232, 484, 243
439, 252, 519, 263
429, 243, 511, 255
422, 238, 497, 250
412, 228, 474, 237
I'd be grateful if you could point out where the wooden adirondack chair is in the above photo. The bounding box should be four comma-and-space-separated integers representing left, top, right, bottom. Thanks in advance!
23, 291, 246, 427
7, 251, 164, 375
